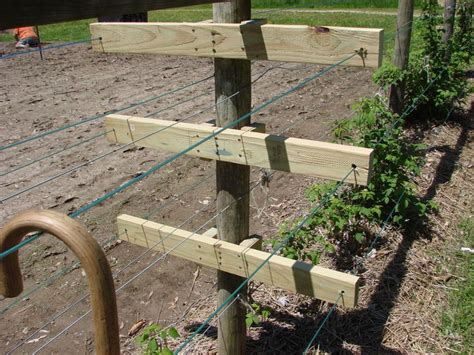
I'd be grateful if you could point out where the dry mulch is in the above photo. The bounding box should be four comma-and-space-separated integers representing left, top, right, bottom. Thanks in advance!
158, 103, 473, 354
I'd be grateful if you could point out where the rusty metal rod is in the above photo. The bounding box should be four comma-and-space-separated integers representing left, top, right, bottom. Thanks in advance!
0, 210, 119, 355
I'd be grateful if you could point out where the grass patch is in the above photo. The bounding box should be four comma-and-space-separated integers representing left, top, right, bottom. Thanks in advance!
441, 212, 474, 353
251, 0, 424, 8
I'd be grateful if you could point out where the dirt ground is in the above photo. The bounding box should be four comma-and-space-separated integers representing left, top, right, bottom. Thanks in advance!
0, 40, 376, 354
0, 40, 472, 354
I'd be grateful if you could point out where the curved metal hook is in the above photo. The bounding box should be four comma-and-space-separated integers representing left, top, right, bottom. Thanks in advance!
0, 210, 120, 355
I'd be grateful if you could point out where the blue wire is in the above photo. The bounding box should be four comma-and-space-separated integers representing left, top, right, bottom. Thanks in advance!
0, 38, 99, 60
0, 75, 214, 152
302, 293, 343, 354
0, 130, 111, 177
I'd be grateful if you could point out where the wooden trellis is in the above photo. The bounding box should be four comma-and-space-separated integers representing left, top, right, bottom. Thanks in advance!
0, 0, 384, 352
90, 10, 383, 329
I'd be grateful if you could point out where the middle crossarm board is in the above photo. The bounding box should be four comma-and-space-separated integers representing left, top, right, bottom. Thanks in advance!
90, 22, 384, 67
105, 114, 373, 185
117, 214, 360, 307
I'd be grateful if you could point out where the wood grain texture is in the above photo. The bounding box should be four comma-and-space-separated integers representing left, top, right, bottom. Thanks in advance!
90, 22, 384, 67
213, 3, 252, 351
0, 0, 221, 30
118, 214, 360, 307
0, 210, 119, 355
105, 114, 373, 185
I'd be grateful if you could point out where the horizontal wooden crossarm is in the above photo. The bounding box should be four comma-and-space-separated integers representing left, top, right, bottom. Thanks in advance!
105, 114, 373, 185
0, 0, 223, 30
90, 22, 384, 67
117, 214, 360, 307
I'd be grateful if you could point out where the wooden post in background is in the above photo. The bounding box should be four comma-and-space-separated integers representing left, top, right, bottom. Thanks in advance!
442, 0, 457, 62
213, 0, 251, 354
389, 0, 415, 114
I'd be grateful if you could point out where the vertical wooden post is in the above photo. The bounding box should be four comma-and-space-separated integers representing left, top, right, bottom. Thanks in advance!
443, 0, 457, 62
389, 0, 416, 114
213, 0, 251, 354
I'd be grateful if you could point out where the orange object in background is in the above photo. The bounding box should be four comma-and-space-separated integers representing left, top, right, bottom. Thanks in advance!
13, 27, 37, 41
13, 27, 39, 48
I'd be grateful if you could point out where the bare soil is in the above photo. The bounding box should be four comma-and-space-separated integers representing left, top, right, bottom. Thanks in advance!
0, 40, 471, 354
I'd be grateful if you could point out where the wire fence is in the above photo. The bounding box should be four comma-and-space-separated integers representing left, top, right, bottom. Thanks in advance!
0, 38, 102, 60
1, 6, 452, 354
299, 81, 461, 353
0, 64, 323, 321
2, 49, 360, 353
0, 52, 358, 261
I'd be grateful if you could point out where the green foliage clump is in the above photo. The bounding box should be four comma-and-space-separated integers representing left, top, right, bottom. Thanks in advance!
274, 0, 473, 264
245, 302, 271, 327
136, 323, 179, 355
277, 97, 435, 263
375, 0, 473, 120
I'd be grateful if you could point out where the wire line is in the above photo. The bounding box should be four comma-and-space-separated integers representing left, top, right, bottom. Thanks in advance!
0, 75, 214, 151
0, 38, 101, 60
302, 292, 343, 354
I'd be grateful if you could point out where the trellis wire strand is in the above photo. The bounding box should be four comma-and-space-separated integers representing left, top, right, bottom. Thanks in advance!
1, 61, 298, 203
302, 292, 343, 354
0, 130, 112, 177
0, 75, 214, 151
0, 38, 101, 60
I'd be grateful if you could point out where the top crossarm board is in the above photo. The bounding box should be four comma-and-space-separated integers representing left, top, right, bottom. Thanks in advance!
90, 22, 384, 67
0, 0, 224, 30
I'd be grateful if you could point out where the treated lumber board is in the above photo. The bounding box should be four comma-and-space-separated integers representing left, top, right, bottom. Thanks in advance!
203, 227, 218, 238
0, 0, 221, 30
105, 114, 373, 185
117, 214, 359, 307
90, 22, 384, 67
239, 236, 262, 250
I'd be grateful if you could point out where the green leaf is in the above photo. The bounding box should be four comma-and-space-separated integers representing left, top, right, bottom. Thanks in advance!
168, 327, 179, 339
137, 333, 149, 344
147, 338, 158, 354
160, 347, 173, 355
159, 330, 168, 340
355, 232, 365, 244
261, 309, 271, 320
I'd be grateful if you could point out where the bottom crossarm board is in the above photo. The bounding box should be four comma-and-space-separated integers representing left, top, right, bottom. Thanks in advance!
117, 214, 359, 307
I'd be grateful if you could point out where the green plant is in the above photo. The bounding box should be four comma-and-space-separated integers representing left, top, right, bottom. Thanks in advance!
277, 96, 435, 263
441, 213, 474, 352
136, 323, 179, 355
375, 0, 473, 120
274, 0, 470, 265
245, 303, 271, 327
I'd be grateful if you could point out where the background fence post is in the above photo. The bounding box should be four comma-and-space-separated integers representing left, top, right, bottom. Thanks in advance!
213, 0, 251, 353
389, 0, 416, 114
443, 0, 457, 62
